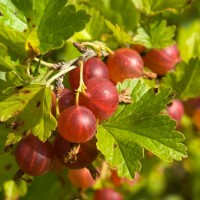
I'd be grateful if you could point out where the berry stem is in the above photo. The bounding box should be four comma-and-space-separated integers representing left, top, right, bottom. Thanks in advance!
75, 61, 87, 106
87, 164, 100, 180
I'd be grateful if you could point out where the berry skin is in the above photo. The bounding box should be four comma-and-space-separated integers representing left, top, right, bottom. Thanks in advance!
192, 108, 200, 129
69, 57, 109, 90
51, 91, 57, 117
58, 88, 75, 113
183, 97, 200, 117
80, 78, 119, 120
58, 106, 97, 143
143, 44, 180, 75
94, 188, 123, 200
54, 135, 99, 169
15, 135, 55, 176
131, 44, 145, 53
111, 170, 140, 187
167, 99, 184, 123
106, 48, 144, 84
68, 168, 96, 189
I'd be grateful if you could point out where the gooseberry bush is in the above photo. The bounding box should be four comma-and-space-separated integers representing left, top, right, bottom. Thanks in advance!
0, 0, 200, 199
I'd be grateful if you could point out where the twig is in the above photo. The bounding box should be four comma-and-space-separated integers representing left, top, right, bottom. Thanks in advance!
48, 42, 108, 94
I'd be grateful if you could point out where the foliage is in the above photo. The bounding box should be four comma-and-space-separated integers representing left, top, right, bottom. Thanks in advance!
0, 0, 200, 199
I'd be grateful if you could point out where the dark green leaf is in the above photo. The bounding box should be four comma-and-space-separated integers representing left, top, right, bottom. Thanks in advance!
0, 153, 19, 186
38, 2, 90, 53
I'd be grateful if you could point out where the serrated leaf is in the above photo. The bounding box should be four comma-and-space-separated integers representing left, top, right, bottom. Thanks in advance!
105, 20, 132, 44
5, 86, 57, 144
161, 58, 200, 100
38, 3, 90, 53
73, 7, 105, 41
0, 85, 42, 121
97, 79, 187, 179
0, 0, 90, 58
0, 85, 56, 145
132, 0, 187, 15
97, 125, 143, 180
133, 20, 176, 49
0, 24, 27, 59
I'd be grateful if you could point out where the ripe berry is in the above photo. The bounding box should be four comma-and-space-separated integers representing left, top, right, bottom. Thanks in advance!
167, 99, 184, 124
68, 168, 96, 189
131, 44, 145, 53
69, 57, 109, 90
80, 78, 119, 120
106, 48, 144, 84
15, 135, 55, 176
54, 135, 99, 169
192, 108, 200, 129
143, 44, 180, 75
58, 106, 97, 143
94, 188, 123, 200
183, 97, 200, 117
111, 170, 140, 187
58, 88, 75, 113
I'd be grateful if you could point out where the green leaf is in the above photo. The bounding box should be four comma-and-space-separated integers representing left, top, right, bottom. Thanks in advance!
73, 7, 105, 41
161, 58, 200, 100
133, 20, 176, 49
38, 3, 90, 53
0, 85, 41, 122
0, 0, 26, 31
0, 85, 57, 144
0, 0, 90, 58
0, 43, 19, 72
132, 0, 187, 15
0, 153, 19, 187
97, 125, 143, 180
177, 20, 200, 61
88, 0, 140, 31
105, 20, 132, 44
0, 123, 10, 153
97, 79, 187, 179
22, 171, 75, 200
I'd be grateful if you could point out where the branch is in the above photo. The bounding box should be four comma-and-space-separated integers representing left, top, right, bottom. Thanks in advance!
49, 42, 109, 97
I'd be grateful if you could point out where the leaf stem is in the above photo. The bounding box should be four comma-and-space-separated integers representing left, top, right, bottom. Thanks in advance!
34, 57, 54, 68
46, 65, 76, 87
